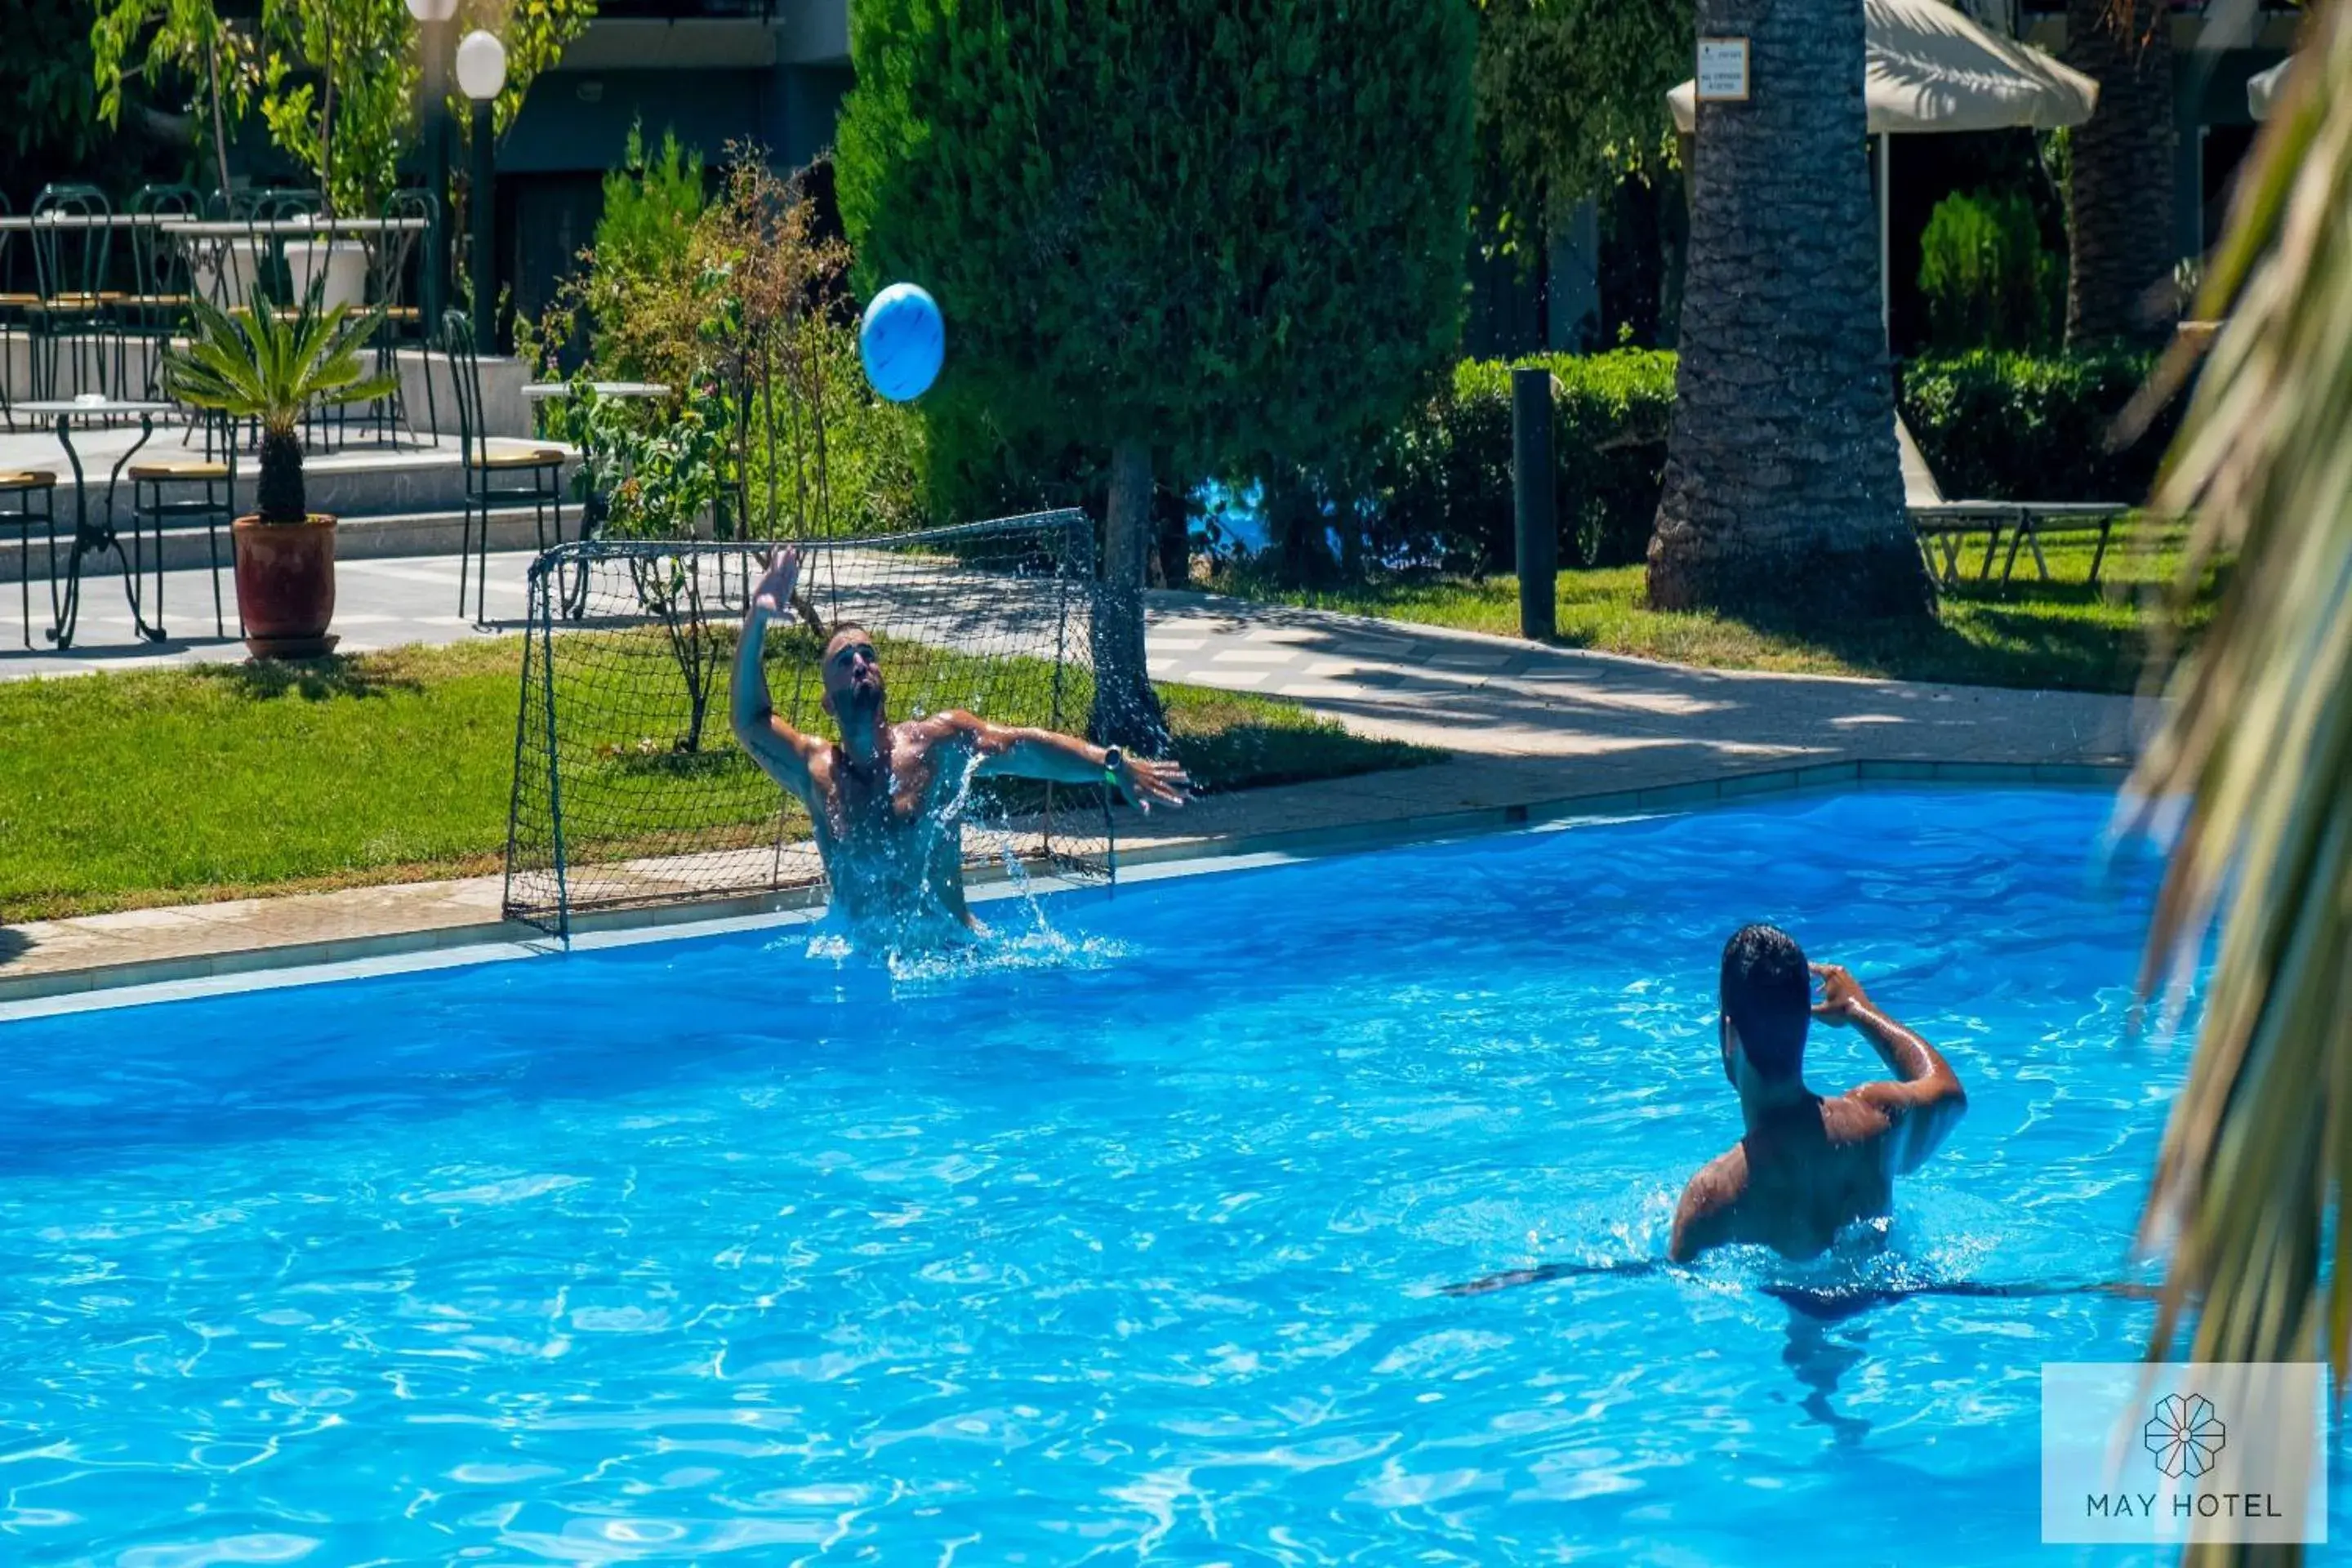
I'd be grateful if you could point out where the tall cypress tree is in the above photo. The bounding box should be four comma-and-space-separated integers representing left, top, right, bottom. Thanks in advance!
838, 0, 1476, 749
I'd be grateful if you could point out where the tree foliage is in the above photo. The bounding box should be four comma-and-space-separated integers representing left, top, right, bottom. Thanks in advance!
836, 0, 1476, 745
837, 0, 1474, 480
252, 0, 592, 215
90, 0, 261, 198
92, 0, 593, 213
1471, 0, 1689, 245
259, 0, 411, 216
17, 0, 109, 164
1917, 188, 2063, 352
524, 142, 907, 544
2128, 0, 2352, 1454
470, 0, 597, 140
595, 124, 706, 283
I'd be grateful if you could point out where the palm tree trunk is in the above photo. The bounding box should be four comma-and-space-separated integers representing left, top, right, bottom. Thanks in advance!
2062, 0, 2177, 346
1646, 0, 1927, 620
1089, 437, 1170, 752
256, 430, 306, 523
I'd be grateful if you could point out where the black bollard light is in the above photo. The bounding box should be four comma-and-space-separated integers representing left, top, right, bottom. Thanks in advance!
1512, 365, 1557, 640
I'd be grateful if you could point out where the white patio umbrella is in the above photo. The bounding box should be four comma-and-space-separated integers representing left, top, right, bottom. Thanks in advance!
1668, 0, 2099, 337
2247, 56, 2292, 120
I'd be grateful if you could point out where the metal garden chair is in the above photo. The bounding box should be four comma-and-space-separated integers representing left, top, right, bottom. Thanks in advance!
443, 310, 566, 622
27, 185, 116, 403
1, 466, 59, 646
118, 183, 203, 399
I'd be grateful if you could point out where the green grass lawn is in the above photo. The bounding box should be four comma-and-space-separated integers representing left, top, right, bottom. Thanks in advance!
0, 637, 1435, 923
1223, 519, 2219, 694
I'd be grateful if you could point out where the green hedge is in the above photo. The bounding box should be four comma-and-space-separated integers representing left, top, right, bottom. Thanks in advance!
1382, 350, 1677, 572
924, 345, 2180, 577
1896, 348, 2180, 505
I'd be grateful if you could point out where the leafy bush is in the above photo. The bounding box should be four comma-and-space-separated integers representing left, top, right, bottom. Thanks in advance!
1376, 349, 1677, 573
928, 344, 2180, 580
748, 324, 929, 537
596, 123, 706, 279
568, 385, 726, 541
933, 351, 1676, 581
1917, 188, 2061, 352
518, 123, 711, 391
1898, 348, 2182, 504
525, 141, 925, 540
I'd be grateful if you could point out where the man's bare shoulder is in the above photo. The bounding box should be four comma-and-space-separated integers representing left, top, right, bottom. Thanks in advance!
1669, 1144, 1750, 1261
1820, 1087, 1903, 1145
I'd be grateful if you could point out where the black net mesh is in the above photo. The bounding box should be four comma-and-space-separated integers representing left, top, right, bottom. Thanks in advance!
504, 512, 1110, 934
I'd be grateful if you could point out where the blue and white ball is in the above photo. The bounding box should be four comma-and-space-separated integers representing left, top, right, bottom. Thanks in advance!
859, 283, 945, 403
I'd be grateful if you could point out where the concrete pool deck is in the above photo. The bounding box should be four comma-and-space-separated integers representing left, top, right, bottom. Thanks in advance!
0, 578, 2154, 1004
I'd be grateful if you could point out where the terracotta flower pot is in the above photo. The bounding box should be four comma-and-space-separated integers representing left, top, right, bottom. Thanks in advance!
232, 513, 341, 659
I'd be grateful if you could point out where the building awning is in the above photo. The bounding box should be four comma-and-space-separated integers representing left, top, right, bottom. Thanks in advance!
1668, 0, 2099, 136
2247, 56, 2292, 119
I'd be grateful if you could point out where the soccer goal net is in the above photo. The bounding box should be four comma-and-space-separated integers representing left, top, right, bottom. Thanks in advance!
503, 511, 1111, 936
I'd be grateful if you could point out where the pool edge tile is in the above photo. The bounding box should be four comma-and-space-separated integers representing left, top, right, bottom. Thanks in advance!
1, 762, 2142, 1016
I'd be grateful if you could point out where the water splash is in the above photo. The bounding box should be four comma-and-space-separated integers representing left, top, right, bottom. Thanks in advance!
782, 746, 1126, 985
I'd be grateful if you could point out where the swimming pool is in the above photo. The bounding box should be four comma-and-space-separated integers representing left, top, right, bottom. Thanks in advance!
0, 786, 2330, 1563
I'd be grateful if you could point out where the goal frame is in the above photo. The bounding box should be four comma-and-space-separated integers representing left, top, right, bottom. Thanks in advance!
502, 510, 1108, 938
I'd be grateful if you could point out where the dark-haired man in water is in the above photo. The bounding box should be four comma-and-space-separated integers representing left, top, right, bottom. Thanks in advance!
729, 546, 1189, 935
1667, 924, 1968, 1262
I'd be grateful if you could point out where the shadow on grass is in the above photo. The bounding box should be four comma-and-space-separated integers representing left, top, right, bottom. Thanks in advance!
189, 656, 427, 702
594, 741, 763, 777
1716, 599, 2153, 694
1176, 721, 1441, 794
1214, 551, 2208, 696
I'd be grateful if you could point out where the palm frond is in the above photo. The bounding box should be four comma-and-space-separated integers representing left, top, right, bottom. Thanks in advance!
159, 283, 400, 434
2131, 0, 2352, 1516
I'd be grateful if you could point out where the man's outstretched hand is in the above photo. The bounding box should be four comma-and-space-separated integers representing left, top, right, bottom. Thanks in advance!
1811, 962, 1876, 1026
1116, 755, 1192, 813
751, 546, 801, 618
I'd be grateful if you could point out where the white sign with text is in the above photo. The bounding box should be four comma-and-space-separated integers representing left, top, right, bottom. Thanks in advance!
1695, 38, 1750, 102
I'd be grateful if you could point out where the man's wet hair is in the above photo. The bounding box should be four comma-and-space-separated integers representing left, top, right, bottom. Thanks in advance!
1720, 923, 1810, 1080
824, 621, 874, 655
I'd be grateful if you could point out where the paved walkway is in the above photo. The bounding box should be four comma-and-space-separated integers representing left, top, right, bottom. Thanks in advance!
1, 551, 2149, 1000
2, 550, 533, 678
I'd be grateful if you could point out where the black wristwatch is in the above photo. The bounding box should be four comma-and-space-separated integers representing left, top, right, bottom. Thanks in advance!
1101, 746, 1123, 787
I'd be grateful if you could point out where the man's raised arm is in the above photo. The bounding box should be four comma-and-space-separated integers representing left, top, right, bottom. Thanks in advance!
1816, 964, 1967, 1177
946, 711, 1190, 812
731, 546, 822, 803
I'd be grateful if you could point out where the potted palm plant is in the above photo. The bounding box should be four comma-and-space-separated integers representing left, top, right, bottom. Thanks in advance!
163, 285, 396, 657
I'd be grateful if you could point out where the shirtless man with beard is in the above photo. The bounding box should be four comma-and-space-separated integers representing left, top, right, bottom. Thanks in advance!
729, 546, 1189, 935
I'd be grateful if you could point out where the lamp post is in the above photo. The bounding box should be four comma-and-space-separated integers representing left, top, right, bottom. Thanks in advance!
403, 0, 457, 336
455, 28, 507, 350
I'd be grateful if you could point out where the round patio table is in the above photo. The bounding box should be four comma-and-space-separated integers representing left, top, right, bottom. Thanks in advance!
157, 217, 432, 237
519, 381, 670, 400
0, 212, 178, 231
14, 398, 180, 648
158, 216, 433, 314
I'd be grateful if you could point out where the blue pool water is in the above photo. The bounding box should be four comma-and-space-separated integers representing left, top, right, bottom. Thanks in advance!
0, 786, 2329, 1563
